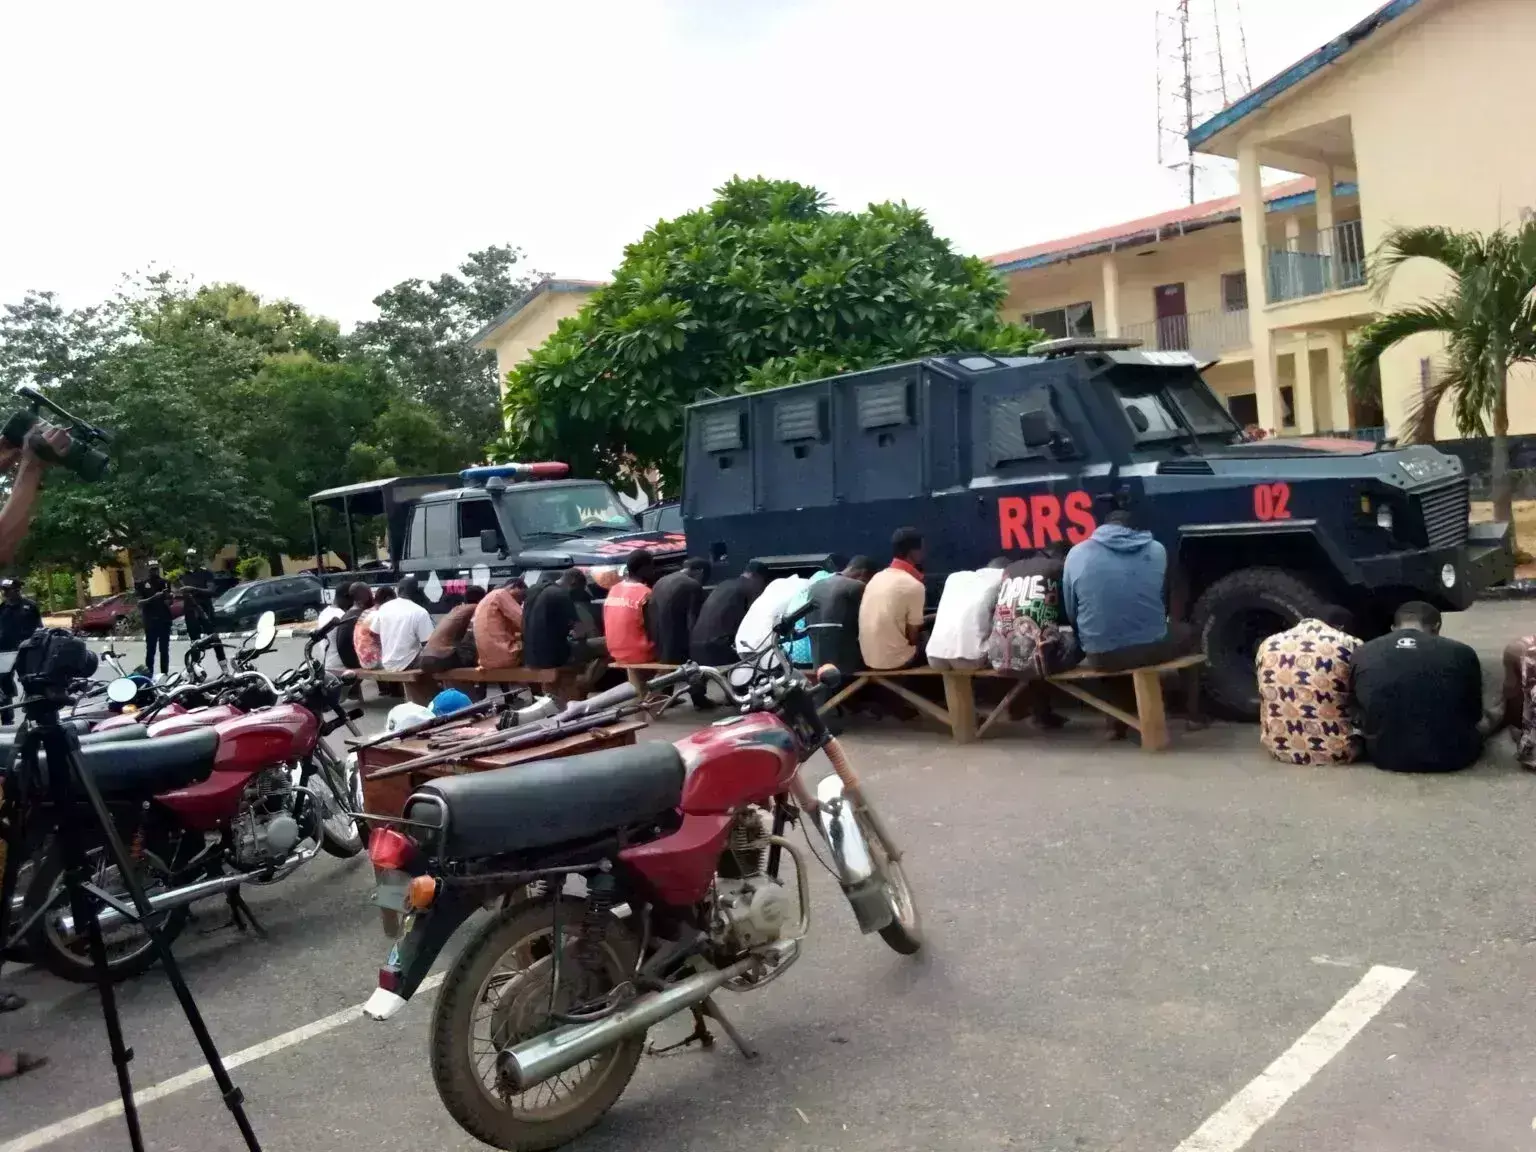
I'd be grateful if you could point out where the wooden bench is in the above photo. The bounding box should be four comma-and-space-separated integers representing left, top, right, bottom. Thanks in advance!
350, 665, 582, 706
613, 655, 1203, 752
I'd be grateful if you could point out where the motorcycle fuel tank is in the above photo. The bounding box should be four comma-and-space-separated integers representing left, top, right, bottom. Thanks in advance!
146, 704, 242, 737
673, 712, 800, 814
155, 704, 319, 831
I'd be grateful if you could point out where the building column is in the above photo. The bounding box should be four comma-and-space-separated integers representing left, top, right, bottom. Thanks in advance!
1319, 329, 1349, 431
1100, 256, 1121, 337
1237, 143, 1281, 431
1292, 334, 1317, 433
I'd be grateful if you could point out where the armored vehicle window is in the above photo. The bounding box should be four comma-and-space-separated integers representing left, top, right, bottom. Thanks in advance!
423, 503, 454, 557
1110, 366, 1239, 444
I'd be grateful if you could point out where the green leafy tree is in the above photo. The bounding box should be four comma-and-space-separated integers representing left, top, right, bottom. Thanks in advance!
351, 244, 540, 457
496, 177, 1040, 484
1348, 222, 1536, 529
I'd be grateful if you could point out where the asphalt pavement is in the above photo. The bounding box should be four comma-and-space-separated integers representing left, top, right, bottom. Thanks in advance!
4, 607, 1536, 1151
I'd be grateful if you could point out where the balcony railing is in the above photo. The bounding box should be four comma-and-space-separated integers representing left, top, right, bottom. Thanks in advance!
1120, 307, 1251, 360
1265, 219, 1367, 303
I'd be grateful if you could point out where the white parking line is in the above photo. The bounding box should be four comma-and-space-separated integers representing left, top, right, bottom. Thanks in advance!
1172, 964, 1416, 1152
0, 973, 444, 1152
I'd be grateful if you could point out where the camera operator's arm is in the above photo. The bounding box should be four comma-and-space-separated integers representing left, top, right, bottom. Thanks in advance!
0, 424, 69, 566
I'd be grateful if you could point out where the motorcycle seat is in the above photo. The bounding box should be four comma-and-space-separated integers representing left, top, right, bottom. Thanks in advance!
26, 729, 218, 798
0, 722, 150, 754
408, 743, 685, 859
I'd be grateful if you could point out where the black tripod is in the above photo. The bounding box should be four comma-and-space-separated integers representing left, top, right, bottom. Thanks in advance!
0, 670, 260, 1150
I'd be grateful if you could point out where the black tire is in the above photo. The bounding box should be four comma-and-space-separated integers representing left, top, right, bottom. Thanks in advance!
311, 745, 368, 858
1191, 567, 1337, 721
22, 838, 193, 984
854, 808, 923, 955
429, 896, 645, 1151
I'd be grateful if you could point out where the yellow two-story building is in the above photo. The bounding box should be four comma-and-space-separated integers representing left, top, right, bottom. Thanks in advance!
992, 0, 1536, 442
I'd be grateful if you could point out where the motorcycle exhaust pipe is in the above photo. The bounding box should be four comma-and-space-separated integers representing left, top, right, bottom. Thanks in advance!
498, 940, 797, 1091
57, 841, 322, 937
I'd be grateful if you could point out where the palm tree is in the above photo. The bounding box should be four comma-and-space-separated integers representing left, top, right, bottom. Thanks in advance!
1347, 221, 1536, 527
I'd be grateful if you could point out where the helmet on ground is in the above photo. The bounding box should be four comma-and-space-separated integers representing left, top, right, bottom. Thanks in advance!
430, 688, 472, 717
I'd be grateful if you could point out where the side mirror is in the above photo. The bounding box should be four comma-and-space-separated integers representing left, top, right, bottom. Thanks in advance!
250, 610, 278, 654
479, 529, 508, 559
1019, 408, 1058, 449
106, 677, 139, 705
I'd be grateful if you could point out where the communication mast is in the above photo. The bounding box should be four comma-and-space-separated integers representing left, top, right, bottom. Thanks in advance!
1156, 0, 1253, 204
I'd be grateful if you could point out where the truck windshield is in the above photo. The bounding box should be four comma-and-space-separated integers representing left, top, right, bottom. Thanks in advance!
1112, 367, 1239, 444
501, 483, 637, 538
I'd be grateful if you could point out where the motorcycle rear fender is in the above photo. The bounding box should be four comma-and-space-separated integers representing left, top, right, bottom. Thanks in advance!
377, 886, 477, 1003
813, 774, 893, 935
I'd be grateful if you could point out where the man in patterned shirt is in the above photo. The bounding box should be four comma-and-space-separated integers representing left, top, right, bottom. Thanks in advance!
1256, 609, 1362, 765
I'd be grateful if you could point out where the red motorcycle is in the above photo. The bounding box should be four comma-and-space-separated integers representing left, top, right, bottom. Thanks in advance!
17, 614, 366, 982
363, 610, 920, 1151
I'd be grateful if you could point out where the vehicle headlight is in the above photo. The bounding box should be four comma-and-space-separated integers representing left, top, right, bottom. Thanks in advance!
1375, 505, 1394, 532
1441, 564, 1457, 589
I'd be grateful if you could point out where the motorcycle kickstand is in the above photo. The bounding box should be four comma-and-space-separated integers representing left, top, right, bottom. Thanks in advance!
701, 996, 757, 1060
227, 889, 267, 938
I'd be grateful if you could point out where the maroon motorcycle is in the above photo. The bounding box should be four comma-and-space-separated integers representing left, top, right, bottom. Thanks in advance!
16, 613, 365, 982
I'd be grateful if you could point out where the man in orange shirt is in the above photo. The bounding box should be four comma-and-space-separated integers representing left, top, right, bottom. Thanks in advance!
603, 549, 659, 664
473, 578, 526, 669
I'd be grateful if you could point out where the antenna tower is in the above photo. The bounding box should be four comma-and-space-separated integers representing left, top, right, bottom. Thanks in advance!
1156, 0, 1253, 204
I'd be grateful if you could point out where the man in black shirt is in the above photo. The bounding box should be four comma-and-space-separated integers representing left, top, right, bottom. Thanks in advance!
136, 559, 174, 677
805, 556, 875, 675
1353, 600, 1497, 773
689, 560, 769, 667
648, 557, 712, 707
524, 568, 606, 673
179, 547, 216, 642
0, 578, 41, 724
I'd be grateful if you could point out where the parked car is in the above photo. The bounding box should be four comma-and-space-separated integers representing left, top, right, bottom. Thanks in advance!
208, 574, 324, 631
73, 590, 184, 635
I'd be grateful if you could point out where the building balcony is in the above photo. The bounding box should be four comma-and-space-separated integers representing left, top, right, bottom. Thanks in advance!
1120, 307, 1251, 361
1264, 219, 1366, 303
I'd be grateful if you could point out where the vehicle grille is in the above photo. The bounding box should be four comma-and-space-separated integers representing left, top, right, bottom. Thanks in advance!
1414, 478, 1469, 549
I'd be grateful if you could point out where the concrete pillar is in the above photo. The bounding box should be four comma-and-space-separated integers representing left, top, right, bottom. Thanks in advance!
1292, 334, 1317, 433
1319, 329, 1349, 430
1100, 256, 1121, 337
1315, 167, 1336, 236
1285, 215, 1301, 250
1237, 143, 1281, 431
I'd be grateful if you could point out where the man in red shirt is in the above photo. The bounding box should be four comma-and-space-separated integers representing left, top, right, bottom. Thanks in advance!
602, 548, 660, 664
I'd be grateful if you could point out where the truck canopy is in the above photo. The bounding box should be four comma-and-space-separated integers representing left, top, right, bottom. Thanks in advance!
309, 475, 458, 574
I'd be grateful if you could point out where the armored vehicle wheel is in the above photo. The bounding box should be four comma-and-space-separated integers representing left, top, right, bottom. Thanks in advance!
1192, 567, 1339, 721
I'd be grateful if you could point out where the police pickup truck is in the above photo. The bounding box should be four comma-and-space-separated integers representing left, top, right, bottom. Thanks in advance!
307, 462, 686, 609
680, 339, 1513, 718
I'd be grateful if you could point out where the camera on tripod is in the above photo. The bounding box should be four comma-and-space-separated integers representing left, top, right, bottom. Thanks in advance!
15, 627, 99, 695
0, 385, 112, 480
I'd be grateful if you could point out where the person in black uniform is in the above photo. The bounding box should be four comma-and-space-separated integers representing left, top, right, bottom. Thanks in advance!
136, 559, 174, 676
178, 547, 216, 642
0, 578, 42, 724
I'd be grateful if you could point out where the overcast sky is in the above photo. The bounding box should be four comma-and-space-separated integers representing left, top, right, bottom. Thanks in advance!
0, 0, 1383, 327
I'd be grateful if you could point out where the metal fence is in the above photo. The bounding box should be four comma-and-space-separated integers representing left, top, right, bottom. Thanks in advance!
1264, 219, 1367, 303
1119, 307, 1250, 360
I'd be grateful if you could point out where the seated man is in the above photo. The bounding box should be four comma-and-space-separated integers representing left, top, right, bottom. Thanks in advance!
373, 577, 434, 672
1353, 601, 1498, 773
650, 557, 710, 664
473, 577, 526, 669
524, 568, 607, 677
603, 548, 660, 665
690, 561, 768, 667
1256, 609, 1362, 765
806, 556, 875, 675
735, 572, 806, 657
1062, 505, 1205, 730
927, 562, 1005, 671
420, 585, 485, 673
355, 585, 392, 670
988, 543, 1078, 727
858, 527, 929, 671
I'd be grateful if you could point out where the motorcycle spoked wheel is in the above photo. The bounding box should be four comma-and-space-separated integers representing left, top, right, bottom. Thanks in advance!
22, 832, 199, 984
309, 744, 368, 858
429, 896, 644, 1152
855, 805, 923, 955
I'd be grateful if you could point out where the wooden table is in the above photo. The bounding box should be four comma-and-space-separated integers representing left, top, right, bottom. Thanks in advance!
358, 716, 649, 818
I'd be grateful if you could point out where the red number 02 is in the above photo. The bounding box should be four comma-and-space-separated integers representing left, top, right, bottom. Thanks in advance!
1253, 481, 1292, 521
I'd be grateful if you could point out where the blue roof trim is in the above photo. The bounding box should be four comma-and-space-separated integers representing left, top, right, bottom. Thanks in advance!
1187, 0, 1424, 147
992, 183, 1359, 275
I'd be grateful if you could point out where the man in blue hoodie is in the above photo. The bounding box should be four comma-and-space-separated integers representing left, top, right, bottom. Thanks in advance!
1062, 505, 1206, 730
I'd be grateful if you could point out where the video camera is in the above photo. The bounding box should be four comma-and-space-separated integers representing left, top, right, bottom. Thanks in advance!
16, 627, 99, 695
0, 385, 112, 481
